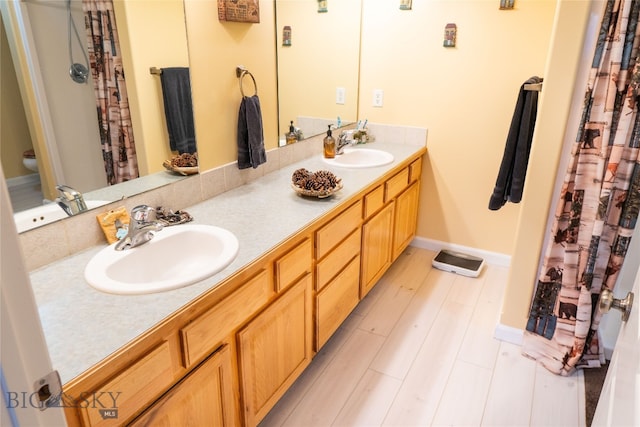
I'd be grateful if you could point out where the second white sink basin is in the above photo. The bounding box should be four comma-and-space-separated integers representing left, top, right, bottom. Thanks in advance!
84, 224, 239, 295
323, 147, 394, 168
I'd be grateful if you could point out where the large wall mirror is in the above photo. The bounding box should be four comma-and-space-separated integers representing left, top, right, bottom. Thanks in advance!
1, 0, 191, 229
275, 0, 361, 143
1, 0, 363, 233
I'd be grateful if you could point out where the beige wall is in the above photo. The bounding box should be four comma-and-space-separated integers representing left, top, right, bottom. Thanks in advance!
276, 0, 361, 137
185, 0, 593, 332
501, 0, 594, 330
114, 0, 190, 177
359, 0, 557, 255
184, 0, 278, 171
1, 15, 33, 179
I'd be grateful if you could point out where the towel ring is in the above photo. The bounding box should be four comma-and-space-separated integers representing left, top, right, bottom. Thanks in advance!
236, 66, 258, 97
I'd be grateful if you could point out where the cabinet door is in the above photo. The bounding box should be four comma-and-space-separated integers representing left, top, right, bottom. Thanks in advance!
129, 345, 237, 427
393, 181, 420, 260
361, 201, 394, 298
238, 275, 313, 427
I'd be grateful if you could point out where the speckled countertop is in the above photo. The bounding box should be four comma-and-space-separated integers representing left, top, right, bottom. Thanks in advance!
29, 142, 425, 385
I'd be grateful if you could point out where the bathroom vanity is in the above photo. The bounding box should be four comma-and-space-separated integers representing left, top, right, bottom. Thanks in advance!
28, 142, 425, 426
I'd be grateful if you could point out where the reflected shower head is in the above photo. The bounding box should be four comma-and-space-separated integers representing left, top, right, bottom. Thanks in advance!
70, 63, 89, 84
67, 0, 89, 84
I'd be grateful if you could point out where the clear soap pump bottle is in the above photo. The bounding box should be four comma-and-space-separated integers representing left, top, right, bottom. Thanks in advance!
323, 125, 335, 158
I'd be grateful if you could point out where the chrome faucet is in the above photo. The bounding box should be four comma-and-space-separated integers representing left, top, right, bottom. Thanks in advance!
336, 131, 353, 155
114, 205, 163, 251
55, 185, 87, 216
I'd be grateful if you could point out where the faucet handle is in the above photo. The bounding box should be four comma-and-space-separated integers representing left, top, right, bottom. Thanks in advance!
131, 205, 157, 223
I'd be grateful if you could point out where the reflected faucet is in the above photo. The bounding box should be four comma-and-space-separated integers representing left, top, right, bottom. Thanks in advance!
336, 131, 353, 155
55, 185, 87, 216
115, 205, 163, 251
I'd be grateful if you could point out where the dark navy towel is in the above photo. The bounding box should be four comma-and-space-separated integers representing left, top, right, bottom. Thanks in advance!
160, 67, 196, 154
488, 76, 542, 210
237, 95, 267, 169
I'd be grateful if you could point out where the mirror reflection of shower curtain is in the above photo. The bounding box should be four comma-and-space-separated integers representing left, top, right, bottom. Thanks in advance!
522, 0, 640, 376
82, 0, 138, 185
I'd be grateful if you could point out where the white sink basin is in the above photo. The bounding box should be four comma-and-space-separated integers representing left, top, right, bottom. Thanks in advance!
84, 224, 239, 295
323, 147, 394, 168
14, 200, 110, 233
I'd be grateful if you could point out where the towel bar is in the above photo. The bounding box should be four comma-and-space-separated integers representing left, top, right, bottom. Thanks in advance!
524, 82, 542, 92
150, 67, 162, 75
236, 65, 258, 97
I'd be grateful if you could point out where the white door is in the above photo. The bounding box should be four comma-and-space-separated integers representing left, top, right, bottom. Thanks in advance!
0, 166, 66, 425
592, 263, 639, 426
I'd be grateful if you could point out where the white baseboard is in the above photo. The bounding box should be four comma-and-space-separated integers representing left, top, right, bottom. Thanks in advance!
494, 323, 524, 346
6, 173, 40, 188
410, 236, 511, 267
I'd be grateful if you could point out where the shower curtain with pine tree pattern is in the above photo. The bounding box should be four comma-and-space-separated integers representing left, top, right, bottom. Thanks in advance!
82, 0, 138, 185
522, 0, 640, 376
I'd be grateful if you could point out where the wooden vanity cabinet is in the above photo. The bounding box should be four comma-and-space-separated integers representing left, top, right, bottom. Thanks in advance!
129, 345, 236, 426
392, 181, 420, 261
361, 201, 394, 298
393, 158, 422, 260
63, 339, 181, 427
62, 151, 424, 427
237, 274, 313, 427
361, 158, 421, 298
315, 201, 363, 350
180, 268, 274, 368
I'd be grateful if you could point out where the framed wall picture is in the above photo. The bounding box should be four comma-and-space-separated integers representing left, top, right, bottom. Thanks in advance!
443, 23, 457, 47
500, 0, 515, 10
218, 0, 260, 23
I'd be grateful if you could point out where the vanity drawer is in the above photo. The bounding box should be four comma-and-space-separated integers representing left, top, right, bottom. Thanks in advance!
409, 158, 422, 183
180, 269, 273, 367
316, 228, 361, 291
364, 185, 385, 219
385, 168, 410, 202
276, 238, 312, 292
80, 341, 174, 427
316, 200, 362, 259
316, 255, 360, 349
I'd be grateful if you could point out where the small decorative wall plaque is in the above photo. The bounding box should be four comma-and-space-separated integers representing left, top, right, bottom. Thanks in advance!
317, 0, 327, 13
443, 23, 457, 48
283, 26, 292, 46
399, 0, 412, 10
500, 0, 515, 9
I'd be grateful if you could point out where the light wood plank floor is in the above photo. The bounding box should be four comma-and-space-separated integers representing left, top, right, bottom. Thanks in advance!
260, 246, 586, 427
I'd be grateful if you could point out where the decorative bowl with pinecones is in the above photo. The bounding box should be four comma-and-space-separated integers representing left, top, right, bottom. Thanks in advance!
291, 168, 343, 198
163, 153, 199, 176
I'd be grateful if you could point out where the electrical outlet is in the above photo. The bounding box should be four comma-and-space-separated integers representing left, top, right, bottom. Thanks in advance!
373, 89, 384, 107
336, 87, 346, 105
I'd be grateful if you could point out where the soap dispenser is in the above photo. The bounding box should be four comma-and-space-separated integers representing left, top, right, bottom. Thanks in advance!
323, 125, 336, 158
286, 120, 297, 145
